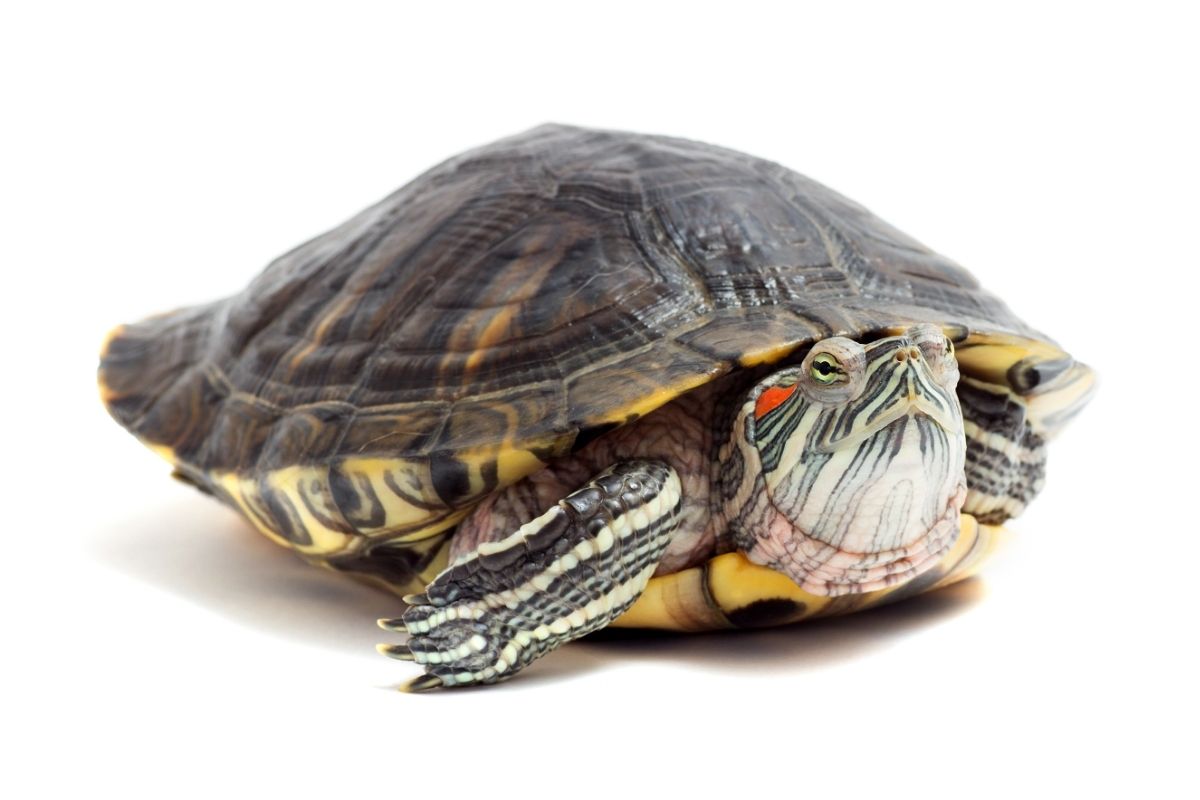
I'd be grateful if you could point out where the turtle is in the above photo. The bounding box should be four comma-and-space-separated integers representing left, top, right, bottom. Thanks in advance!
98, 124, 1095, 691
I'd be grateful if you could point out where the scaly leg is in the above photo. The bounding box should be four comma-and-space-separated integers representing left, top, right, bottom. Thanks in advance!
378, 460, 682, 690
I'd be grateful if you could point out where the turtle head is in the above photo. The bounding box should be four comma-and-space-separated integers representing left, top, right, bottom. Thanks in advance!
734, 323, 967, 595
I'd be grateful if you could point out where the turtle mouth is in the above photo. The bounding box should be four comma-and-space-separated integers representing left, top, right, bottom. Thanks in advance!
818, 399, 962, 454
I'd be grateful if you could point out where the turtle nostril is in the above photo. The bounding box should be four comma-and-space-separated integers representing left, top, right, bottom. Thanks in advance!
910, 347, 921, 360
895, 350, 908, 362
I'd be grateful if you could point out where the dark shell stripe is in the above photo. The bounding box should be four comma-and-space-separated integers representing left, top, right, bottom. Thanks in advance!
98, 125, 1058, 558
329, 530, 453, 598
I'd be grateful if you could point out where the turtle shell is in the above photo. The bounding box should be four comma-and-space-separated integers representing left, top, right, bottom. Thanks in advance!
99, 124, 1048, 563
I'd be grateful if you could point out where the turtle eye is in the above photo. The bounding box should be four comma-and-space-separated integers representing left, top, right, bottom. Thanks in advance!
810, 353, 844, 384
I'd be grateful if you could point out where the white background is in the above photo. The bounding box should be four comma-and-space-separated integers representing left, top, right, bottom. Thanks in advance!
3, 2, 1197, 798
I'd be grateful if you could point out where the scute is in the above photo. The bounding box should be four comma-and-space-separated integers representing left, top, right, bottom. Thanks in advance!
99, 124, 1055, 550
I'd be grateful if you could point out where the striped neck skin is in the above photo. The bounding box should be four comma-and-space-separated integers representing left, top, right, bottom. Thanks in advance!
731, 324, 968, 596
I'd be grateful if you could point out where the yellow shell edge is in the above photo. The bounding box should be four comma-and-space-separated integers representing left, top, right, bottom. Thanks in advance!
613, 514, 1004, 631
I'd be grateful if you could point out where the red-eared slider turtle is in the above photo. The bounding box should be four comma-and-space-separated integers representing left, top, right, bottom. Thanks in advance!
99, 125, 1094, 690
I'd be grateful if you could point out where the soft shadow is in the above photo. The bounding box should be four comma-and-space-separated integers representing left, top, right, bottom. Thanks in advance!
573, 577, 988, 676
89, 495, 403, 654
376, 648, 616, 695
92, 494, 987, 682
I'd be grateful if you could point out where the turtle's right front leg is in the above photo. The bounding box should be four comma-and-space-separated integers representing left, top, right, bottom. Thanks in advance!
377, 459, 682, 690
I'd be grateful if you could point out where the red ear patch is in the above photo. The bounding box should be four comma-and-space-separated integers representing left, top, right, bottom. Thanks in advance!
755, 384, 796, 419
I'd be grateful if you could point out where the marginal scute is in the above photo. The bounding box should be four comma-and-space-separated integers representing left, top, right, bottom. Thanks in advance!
954, 331, 1096, 437
265, 466, 358, 538
954, 332, 1071, 391
328, 462, 388, 530
565, 341, 726, 428
332, 457, 464, 535
675, 309, 823, 366
434, 383, 566, 453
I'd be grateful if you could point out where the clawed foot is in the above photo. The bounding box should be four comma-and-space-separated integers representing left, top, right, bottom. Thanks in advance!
377, 587, 558, 690
375, 460, 681, 690
376, 618, 445, 690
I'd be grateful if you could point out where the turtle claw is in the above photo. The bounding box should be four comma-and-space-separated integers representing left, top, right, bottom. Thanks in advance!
376, 617, 408, 633
402, 593, 429, 606
403, 674, 444, 693
376, 643, 415, 661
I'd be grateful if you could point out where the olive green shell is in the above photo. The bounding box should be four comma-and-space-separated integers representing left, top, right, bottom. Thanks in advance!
99, 124, 1042, 564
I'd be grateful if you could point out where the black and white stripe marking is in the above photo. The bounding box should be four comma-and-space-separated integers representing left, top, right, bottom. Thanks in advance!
385, 460, 682, 688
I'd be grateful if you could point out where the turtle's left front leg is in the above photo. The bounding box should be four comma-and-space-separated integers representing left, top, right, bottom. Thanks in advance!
378, 459, 682, 690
